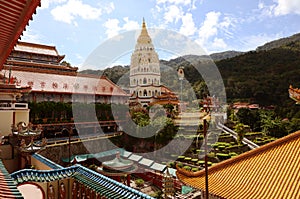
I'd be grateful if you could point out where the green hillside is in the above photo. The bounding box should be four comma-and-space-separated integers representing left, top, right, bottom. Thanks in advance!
79, 34, 300, 118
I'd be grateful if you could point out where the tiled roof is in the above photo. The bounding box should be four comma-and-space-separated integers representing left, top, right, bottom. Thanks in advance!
10, 164, 154, 199
177, 130, 300, 199
14, 42, 61, 57
0, 0, 41, 69
0, 160, 24, 199
11, 166, 76, 184
5, 70, 127, 96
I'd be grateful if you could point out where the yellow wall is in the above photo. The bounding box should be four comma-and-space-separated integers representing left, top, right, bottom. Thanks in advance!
15, 109, 29, 126
0, 111, 13, 135
31, 155, 53, 170
0, 109, 29, 136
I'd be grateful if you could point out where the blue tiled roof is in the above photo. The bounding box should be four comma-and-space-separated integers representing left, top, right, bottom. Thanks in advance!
0, 160, 24, 199
10, 164, 154, 199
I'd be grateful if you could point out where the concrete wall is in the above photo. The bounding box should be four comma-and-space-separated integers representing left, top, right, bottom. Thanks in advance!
0, 111, 13, 135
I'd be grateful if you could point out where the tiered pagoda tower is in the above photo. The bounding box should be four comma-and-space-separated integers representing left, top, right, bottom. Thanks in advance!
130, 19, 161, 107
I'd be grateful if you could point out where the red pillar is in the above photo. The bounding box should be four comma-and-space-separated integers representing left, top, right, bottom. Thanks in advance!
12, 111, 16, 127
116, 176, 121, 182
127, 175, 131, 187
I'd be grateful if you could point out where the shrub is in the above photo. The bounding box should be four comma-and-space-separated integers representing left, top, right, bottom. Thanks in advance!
183, 165, 191, 171
196, 149, 204, 154
197, 160, 205, 165
218, 145, 226, 151
177, 155, 185, 161
184, 157, 192, 162
207, 152, 215, 158
177, 162, 183, 168
216, 153, 230, 161
168, 162, 175, 168
229, 152, 238, 157
135, 179, 144, 187
192, 167, 199, 172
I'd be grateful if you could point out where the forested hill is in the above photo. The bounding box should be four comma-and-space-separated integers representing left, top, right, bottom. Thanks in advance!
217, 45, 300, 106
79, 33, 300, 116
256, 32, 300, 51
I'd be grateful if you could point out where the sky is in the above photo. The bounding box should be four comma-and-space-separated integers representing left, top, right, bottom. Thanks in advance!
21, 0, 300, 69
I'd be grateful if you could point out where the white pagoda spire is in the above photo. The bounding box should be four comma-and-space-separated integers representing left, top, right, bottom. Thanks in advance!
129, 18, 161, 106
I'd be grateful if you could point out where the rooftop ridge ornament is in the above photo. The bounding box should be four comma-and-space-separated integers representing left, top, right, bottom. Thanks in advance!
289, 85, 300, 104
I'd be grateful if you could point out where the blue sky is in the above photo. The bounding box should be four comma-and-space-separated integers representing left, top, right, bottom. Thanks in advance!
22, 0, 300, 69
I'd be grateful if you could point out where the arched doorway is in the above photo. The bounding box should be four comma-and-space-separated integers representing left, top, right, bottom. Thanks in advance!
18, 183, 45, 199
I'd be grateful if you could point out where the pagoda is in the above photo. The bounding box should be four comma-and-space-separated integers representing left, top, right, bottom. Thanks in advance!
129, 19, 161, 107
11, 122, 47, 168
129, 19, 179, 108
96, 151, 138, 186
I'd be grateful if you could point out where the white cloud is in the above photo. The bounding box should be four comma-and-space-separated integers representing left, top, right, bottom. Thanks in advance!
50, 0, 114, 25
179, 13, 197, 36
195, 11, 236, 53
163, 5, 183, 23
103, 18, 140, 39
196, 11, 221, 45
273, 0, 300, 16
40, 0, 67, 9
21, 29, 43, 43
123, 17, 140, 31
104, 19, 121, 38
258, 0, 300, 17
211, 38, 227, 51
156, 0, 191, 6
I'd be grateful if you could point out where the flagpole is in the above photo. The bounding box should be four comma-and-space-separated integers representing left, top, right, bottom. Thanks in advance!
204, 119, 209, 199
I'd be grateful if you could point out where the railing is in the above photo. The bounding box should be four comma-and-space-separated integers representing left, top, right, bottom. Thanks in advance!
217, 122, 259, 150
0, 102, 28, 110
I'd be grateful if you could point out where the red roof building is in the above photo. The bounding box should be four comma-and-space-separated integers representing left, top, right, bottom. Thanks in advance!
2, 42, 128, 104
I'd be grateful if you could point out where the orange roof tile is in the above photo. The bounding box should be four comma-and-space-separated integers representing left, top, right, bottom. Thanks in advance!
177, 131, 300, 199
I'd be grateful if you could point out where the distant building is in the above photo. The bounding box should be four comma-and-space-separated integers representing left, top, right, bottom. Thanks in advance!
2, 42, 128, 104
129, 19, 178, 108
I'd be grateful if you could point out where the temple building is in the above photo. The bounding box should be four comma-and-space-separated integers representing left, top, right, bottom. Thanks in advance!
2, 42, 128, 104
129, 19, 179, 108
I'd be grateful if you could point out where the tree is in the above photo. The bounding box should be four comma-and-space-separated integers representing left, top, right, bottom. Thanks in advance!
260, 110, 287, 138
234, 123, 246, 144
236, 108, 261, 131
